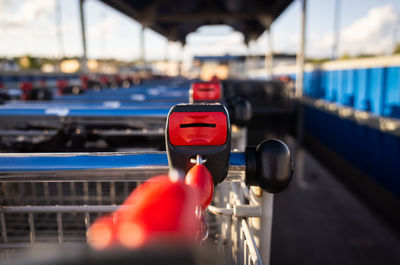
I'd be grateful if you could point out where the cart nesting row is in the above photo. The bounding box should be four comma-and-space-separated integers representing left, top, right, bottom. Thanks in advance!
0, 79, 292, 265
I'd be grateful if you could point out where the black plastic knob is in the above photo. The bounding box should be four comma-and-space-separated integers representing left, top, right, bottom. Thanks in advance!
68, 125, 87, 149
0, 92, 10, 104
245, 139, 293, 193
230, 97, 252, 127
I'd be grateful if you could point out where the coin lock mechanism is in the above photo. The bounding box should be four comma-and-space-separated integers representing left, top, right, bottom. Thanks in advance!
189, 82, 222, 103
166, 103, 231, 185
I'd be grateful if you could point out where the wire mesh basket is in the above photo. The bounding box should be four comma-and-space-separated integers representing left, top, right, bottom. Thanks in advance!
0, 176, 271, 265
0, 128, 272, 265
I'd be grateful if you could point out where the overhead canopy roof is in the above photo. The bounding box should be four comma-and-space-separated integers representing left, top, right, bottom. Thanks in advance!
99, 0, 294, 43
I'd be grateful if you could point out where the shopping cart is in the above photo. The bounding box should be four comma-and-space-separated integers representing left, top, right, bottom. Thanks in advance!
0, 81, 250, 152
0, 149, 291, 265
0, 103, 292, 265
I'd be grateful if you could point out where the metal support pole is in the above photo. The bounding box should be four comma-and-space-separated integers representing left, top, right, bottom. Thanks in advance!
101, 9, 108, 59
245, 43, 250, 78
164, 41, 169, 76
164, 40, 169, 63
393, 16, 400, 52
295, 0, 307, 98
295, 0, 307, 181
178, 43, 183, 76
55, 0, 64, 68
332, 0, 341, 60
140, 25, 146, 66
79, 0, 88, 72
265, 29, 274, 79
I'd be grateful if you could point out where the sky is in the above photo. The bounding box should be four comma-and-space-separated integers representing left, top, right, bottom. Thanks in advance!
0, 0, 399, 63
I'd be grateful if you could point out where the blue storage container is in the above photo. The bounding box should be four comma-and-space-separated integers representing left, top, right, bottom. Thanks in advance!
385, 66, 400, 118
368, 67, 386, 116
326, 70, 339, 102
339, 69, 355, 107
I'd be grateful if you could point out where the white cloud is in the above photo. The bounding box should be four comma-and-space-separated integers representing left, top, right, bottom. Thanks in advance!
184, 25, 248, 61
185, 35, 247, 59
0, 0, 59, 57
0, 0, 55, 27
87, 17, 118, 38
249, 4, 400, 58
1, 1, 398, 62
307, 4, 399, 57
338, 4, 398, 55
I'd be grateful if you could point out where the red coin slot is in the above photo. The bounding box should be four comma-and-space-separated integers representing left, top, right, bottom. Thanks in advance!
192, 82, 221, 101
169, 112, 227, 146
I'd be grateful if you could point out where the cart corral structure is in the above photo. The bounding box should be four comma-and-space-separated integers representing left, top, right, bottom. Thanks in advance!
0, 79, 292, 265
0, 0, 301, 264
0, 110, 293, 265
0, 79, 291, 152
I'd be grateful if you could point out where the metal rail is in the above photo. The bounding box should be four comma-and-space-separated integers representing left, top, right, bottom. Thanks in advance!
0, 106, 171, 132
0, 205, 123, 251
301, 96, 400, 138
209, 182, 267, 265
0, 205, 120, 213
0, 107, 170, 117
1, 101, 177, 109
0, 152, 246, 182
241, 219, 262, 265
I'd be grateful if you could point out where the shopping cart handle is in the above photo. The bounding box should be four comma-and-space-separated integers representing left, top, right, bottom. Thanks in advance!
245, 139, 293, 193
0, 152, 245, 182
0, 141, 293, 191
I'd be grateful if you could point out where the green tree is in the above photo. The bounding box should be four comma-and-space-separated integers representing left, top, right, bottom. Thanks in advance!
18, 55, 42, 70
393, 43, 400, 54
339, 53, 351, 60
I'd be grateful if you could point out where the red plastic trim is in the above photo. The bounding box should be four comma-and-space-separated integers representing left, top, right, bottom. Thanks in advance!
169, 112, 227, 145
192, 82, 221, 101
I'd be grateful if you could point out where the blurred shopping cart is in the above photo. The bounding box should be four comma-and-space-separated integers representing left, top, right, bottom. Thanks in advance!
0, 81, 250, 152
0, 100, 285, 265
0, 79, 189, 151
0, 144, 291, 265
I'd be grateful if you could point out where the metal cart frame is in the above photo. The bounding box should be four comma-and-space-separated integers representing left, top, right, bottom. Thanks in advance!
0, 149, 273, 265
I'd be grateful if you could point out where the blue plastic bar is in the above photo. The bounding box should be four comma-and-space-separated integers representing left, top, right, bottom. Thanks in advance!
0, 152, 245, 171
53, 86, 189, 102
53, 95, 188, 102
0, 152, 246, 182
2, 101, 180, 109
0, 107, 170, 117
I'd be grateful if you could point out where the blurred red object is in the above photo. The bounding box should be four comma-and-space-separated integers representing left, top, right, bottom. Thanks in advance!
100, 75, 109, 86
88, 215, 116, 250
88, 175, 200, 250
20, 82, 33, 100
56, 79, 68, 95
115, 74, 122, 83
117, 176, 199, 248
39, 79, 47, 88
81, 75, 89, 90
210, 75, 219, 82
191, 82, 221, 101
168, 111, 227, 146
185, 164, 214, 210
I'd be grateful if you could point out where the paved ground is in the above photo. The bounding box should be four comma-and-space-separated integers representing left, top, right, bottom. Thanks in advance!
246, 114, 400, 265
270, 150, 400, 265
